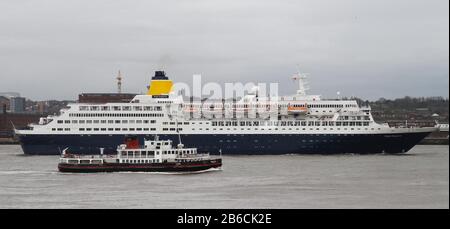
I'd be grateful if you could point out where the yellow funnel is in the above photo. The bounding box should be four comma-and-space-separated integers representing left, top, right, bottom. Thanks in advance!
146, 71, 173, 96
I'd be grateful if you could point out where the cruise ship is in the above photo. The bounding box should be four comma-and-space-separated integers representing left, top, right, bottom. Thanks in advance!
15, 71, 436, 155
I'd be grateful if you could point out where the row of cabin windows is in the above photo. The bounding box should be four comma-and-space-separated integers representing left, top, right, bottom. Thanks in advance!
52, 128, 71, 131
123, 159, 159, 163
52, 126, 380, 132
69, 113, 163, 117
121, 150, 194, 157
193, 127, 380, 131
121, 151, 156, 157
212, 121, 370, 127
186, 104, 347, 109
162, 128, 183, 131
79, 106, 162, 112
52, 128, 157, 131
307, 104, 345, 108
338, 116, 371, 121
184, 104, 275, 109
162, 122, 195, 125
57, 120, 157, 124
163, 150, 193, 155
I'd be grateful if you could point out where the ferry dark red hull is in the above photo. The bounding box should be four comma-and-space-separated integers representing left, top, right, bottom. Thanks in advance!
58, 159, 222, 173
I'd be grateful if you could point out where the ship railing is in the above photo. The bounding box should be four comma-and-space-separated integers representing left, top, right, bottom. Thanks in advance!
118, 155, 156, 159
62, 154, 117, 159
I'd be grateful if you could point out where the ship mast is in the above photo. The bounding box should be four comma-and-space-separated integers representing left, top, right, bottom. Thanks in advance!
292, 71, 309, 96
176, 120, 184, 149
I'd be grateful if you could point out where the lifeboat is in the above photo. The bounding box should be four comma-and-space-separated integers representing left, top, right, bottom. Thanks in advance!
288, 103, 308, 113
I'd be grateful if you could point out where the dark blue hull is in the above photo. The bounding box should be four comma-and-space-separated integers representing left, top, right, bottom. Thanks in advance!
17, 132, 431, 155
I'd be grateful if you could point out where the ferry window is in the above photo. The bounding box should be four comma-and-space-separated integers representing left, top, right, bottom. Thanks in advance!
101, 106, 109, 111
122, 120, 128, 124
134, 106, 142, 111
86, 128, 92, 131
100, 120, 106, 124
308, 122, 313, 126
79, 128, 85, 131
108, 128, 113, 131
108, 120, 113, 124
184, 122, 189, 125
72, 120, 78, 124
163, 128, 168, 131
122, 128, 128, 131
150, 128, 156, 131
93, 128, 99, 131
87, 120, 92, 124
57, 120, 63, 124
136, 120, 142, 124
122, 106, 131, 111
94, 120, 99, 124
129, 120, 135, 124
115, 120, 120, 124
115, 128, 120, 131
130, 128, 135, 131
315, 121, 320, 126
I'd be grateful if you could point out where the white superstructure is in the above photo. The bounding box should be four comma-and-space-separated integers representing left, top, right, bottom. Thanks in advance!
16, 71, 436, 155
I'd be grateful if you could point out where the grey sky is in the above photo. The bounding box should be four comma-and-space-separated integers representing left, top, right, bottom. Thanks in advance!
0, 0, 448, 101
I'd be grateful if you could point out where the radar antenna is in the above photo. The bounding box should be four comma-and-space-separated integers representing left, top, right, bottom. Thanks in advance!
291, 69, 310, 96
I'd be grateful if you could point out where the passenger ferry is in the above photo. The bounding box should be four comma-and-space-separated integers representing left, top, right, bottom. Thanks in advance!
58, 135, 222, 173
16, 70, 436, 155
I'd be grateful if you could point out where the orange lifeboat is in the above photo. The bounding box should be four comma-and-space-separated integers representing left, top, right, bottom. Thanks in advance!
288, 103, 308, 113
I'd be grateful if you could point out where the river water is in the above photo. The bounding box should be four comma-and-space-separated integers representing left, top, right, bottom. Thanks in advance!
0, 145, 448, 208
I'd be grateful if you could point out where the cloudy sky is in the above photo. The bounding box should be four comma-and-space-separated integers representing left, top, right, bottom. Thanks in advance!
0, 0, 448, 100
